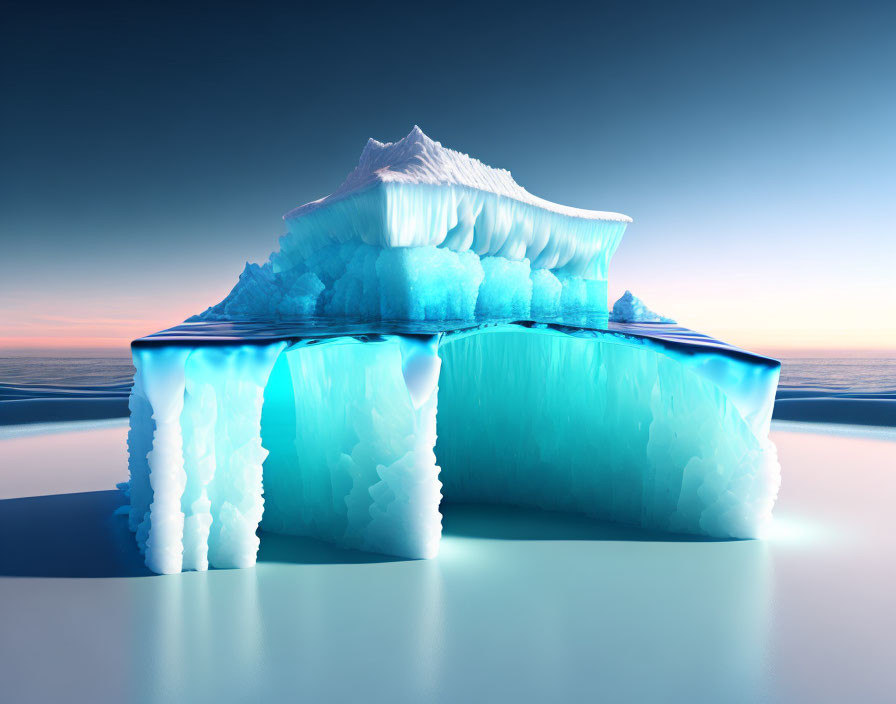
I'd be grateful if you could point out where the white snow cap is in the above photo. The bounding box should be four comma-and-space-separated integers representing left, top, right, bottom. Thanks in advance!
610, 291, 676, 324
286, 126, 632, 223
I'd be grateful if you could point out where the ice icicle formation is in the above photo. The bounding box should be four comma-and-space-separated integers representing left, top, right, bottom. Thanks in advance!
436, 329, 776, 536
193, 127, 630, 323
125, 320, 781, 574
610, 290, 676, 324
260, 336, 443, 558
127, 343, 285, 573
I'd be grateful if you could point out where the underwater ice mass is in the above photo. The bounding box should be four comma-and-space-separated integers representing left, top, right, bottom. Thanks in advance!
126, 127, 781, 574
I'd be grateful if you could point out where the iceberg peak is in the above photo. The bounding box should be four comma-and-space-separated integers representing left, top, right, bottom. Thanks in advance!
361, 125, 437, 160
285, 126, 632, 223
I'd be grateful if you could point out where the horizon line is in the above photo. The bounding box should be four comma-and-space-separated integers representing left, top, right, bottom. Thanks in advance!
1, 339, 894, 359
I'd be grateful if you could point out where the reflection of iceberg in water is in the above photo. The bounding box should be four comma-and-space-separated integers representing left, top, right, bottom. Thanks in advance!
432, 510, 774, 701
131, 542, 445, 703
133, 570, 264, 701
123, 128, 781, 574
127, 507, 770, 702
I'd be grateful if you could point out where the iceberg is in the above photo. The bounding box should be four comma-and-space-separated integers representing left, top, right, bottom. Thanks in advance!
192, 126, 630, 324
610, 290, 676, 323
124, 128, 781, 574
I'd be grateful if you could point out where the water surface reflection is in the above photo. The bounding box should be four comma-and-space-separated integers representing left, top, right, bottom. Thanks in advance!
128, 505, 770, 703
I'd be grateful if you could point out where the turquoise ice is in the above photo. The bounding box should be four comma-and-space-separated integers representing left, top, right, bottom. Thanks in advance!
192, 127, 629, 324
124, 128, 780, 573
126, 320, 780, 573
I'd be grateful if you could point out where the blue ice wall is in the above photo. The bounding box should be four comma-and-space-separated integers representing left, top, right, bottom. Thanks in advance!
126, 323, 780, 572
254, 325, 778, 561
260, 337, 442, 559
127, 342, 285, 574
435, 328, 779, 538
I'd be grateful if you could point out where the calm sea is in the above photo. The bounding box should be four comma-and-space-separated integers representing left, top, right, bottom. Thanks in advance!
777, 357, 896, 393
0, 353, 133, 425
0, 354, 134, 397
0, 351, 893, 426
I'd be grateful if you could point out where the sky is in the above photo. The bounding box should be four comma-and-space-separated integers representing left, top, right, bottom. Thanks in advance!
1, 0, 894, 354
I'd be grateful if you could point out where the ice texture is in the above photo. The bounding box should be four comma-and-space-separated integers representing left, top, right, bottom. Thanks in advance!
436, 329, 777, 537
124, 128, 780, 574
125, 323, 780, 573
610, 290, 676, 323
193, 128, 630, 323
260, 336, 442, 558
127, 343, 284, 573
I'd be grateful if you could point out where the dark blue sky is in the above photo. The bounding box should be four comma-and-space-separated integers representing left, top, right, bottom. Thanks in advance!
2, 0, 893, 349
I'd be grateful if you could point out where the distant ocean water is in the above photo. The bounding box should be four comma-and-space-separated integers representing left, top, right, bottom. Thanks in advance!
778, 357, 896, 393
773, 357, 896, 427
0, 354, 133, 426
0, 352, 893, 427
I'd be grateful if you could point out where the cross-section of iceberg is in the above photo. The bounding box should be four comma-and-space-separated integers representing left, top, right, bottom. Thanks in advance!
124, 128, 781, 574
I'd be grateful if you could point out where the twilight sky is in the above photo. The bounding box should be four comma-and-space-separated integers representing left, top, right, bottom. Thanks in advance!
2, 0, 894, 353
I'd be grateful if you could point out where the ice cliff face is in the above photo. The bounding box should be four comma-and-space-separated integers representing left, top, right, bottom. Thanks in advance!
194, 127, 631, 323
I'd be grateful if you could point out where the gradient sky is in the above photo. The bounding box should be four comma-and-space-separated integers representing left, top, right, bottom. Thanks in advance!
2, 0, 894, 353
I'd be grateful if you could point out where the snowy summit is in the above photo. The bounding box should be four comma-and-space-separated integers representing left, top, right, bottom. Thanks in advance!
285, 126, 632, 223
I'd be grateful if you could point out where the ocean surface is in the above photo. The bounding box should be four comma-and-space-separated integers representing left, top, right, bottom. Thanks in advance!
778, 357, 896, 392
774, 357, 896, 426
2, 420, 895, 701
0, 353, 133, 425
0, 351, 893, 426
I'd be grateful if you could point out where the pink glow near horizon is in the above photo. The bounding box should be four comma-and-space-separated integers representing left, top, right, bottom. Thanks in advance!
2, 294, 894, 356
1, 249, 893, 354
0, 300, 201, 352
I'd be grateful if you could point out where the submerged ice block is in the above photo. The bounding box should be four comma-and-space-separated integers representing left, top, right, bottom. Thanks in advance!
260, 335, 443, 558
128, 342, 285, 573
125, 321, 781, 573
